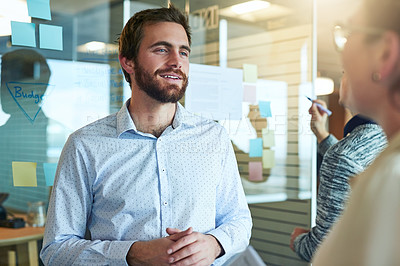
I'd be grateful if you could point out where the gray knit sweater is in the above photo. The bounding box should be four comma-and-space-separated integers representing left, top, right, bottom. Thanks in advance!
293, 122, 387, 262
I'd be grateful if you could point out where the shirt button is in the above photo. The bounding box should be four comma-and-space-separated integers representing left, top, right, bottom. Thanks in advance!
162, 169, 165, 172
163, 201, 168, 206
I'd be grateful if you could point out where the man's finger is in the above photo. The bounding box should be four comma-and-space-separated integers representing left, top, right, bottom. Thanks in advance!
170, 251, 203, 266
166, 228, 182, 235
166, 227, 193, 241
167, 233, 197, 255
172, 257, 208, 266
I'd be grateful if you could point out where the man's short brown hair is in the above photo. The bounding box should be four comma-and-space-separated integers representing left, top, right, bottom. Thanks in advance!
118, 5, 191, 86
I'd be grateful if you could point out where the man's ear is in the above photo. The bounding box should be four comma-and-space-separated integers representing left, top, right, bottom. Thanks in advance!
377, 31, 400, 80
119, 54, 135, 74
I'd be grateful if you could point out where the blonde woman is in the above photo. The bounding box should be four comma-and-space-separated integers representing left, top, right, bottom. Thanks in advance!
313, 0, 400, 265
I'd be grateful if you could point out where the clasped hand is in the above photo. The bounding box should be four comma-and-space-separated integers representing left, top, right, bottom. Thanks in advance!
126, 227, 221, 266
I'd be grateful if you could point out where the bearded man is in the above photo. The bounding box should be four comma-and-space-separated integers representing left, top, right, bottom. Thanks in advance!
40, 5, 252, 266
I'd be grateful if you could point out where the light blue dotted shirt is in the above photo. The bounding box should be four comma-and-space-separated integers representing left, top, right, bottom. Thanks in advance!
40, 100, 252, 265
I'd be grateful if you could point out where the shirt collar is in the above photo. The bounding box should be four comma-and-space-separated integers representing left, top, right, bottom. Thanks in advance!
116, 100, 137, 137
343, 114, 376, 137
172, 102, 197, 129
116, 99, 197, 137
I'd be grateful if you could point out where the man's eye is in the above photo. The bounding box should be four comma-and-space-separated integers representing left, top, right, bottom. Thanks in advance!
154, 48, 168, 53
180, 51, 189, 57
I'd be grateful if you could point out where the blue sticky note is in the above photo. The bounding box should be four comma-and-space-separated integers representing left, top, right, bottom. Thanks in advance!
249, 138, 263, 157
27, 0, 51, 20
259, 101, 272, 118
43, 163, 57, 186
39, 24, 63, 50
11, 21, 36, 48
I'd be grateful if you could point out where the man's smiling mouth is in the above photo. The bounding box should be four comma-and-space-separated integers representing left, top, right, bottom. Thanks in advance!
160, 74, 181, 80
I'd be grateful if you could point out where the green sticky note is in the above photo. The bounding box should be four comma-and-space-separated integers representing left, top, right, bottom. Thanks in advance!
262, 128, 275, 148
243, 64, 258, 83
27, 0, 51, 20
12, 162, 38, 187
11, 21, 36, 47
39, 24, 63, 50
262, 150, 275, 169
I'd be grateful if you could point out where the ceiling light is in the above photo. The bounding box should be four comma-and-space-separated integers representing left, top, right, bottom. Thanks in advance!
231, 0, 271, 15
77, 41, 119, 55
315, 77, 334, 95
85, 41, 106, 52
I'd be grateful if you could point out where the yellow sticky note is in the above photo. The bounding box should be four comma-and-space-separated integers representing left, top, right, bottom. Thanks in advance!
243, 64, 258, 83
12, 161, 37, 187
262, 150, 275, 169
262, 128, 275, 148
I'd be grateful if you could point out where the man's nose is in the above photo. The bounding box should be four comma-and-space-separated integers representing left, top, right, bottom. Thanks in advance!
167, 50, 182, 69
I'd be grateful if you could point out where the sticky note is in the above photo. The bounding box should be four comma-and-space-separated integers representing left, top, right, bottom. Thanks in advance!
243, 64, 258, 83
12, 162, 37, 187
259, 101, 272, 118
11, 21, 36, 47
39, 24, 63, 50
249, 138, 263, 157
262, 128, 275, 147
43, 163, 57, 186
27, 0, 51, 20
243, 84, 257, 103
248, 162, 263, 181
262, 150, 275, 169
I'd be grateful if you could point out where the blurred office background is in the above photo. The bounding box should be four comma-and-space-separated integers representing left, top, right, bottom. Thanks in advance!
0, 0, 357, 265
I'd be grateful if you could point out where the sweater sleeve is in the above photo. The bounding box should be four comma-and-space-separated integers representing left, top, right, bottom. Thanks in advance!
318, 134, 338, 158
293, 154, 364, 261
294, 125, 386, 262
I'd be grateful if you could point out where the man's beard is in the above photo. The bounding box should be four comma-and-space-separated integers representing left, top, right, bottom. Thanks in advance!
133, 63, 188, 103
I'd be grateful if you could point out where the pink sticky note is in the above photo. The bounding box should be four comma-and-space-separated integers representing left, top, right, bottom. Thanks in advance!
249, 161, 263, 181
243, 84, 257, 103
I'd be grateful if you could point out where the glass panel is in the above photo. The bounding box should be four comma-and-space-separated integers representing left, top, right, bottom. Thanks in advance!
0, 0, 126, 212
0, 1, 314, 264
0, 0, 315, 265
185, 2, 315, 264
187, 0, 315, 201
0, 1, 315, 207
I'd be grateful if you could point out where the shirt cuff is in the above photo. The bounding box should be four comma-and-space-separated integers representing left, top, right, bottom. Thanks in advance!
293, 233, 311, 262
318, 134, 338, 157
108, 240, 136, 266
206, 229, 230, 258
